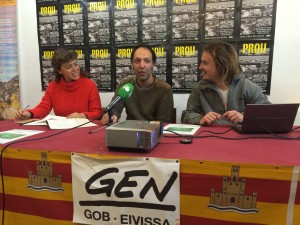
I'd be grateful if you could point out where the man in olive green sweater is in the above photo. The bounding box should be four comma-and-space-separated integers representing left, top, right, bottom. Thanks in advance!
101, 44, 174, 125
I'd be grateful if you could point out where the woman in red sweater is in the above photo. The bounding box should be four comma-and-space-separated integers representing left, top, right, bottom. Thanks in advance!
16, 49, 102, 120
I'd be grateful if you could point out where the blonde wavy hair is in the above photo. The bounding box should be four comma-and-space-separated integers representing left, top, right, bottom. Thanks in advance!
203, 42, 241, 86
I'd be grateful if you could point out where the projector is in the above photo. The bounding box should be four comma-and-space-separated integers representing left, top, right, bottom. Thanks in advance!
106, 120, 163, 152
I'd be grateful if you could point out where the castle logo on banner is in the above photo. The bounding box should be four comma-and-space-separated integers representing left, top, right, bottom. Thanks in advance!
71, 154, 180, 225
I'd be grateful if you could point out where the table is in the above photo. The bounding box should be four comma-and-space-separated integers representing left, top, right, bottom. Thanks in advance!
1, 120, 300, 225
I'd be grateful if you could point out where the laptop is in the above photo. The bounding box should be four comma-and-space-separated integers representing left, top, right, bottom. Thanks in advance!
234, 103, 299, 134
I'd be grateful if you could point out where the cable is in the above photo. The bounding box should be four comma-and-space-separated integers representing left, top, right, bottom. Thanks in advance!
163, 126, 234, 139
195, 134, 300, 140
163, 122, 300, 141
239, 119, 300, 139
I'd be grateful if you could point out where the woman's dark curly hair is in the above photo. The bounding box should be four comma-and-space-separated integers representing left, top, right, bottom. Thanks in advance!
51, 48, 87, 81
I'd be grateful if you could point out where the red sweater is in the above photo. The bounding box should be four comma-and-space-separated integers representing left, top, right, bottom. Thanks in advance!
29, 77, 102, 120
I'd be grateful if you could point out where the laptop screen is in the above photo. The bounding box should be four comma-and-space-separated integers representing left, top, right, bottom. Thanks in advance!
235, 103, 299, 134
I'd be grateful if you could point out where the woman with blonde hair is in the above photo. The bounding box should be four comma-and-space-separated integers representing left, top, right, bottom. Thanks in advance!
181, 42, 270, 125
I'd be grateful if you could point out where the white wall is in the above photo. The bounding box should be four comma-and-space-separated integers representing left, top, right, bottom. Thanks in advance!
17, 0, 300, 124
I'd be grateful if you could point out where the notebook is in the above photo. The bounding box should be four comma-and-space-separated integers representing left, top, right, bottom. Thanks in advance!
234, 103, 299, 134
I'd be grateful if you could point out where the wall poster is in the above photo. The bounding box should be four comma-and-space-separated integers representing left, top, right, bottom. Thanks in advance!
0, 0, 20, 120
35, 0, 277, 94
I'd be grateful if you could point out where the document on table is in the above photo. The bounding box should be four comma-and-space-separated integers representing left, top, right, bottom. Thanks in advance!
20, 115, 97, 129
163, 124, 200, 135
46, 118, 97, 129
22, 115, 65, 126
0, 129, 44, 144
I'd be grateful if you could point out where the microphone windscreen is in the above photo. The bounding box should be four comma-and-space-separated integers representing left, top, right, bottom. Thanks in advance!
117, 83, 134, 100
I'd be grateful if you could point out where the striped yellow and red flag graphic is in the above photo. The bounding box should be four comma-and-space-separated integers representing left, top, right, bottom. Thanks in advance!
1, 148, 300, 225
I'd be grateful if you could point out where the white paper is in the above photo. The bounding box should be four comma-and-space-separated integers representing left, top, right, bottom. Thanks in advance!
22, 115, 97, 129
23, 115, 66, 126
163, 124, 200, 135
46, 118, 97, 129
0, 129, 44, 144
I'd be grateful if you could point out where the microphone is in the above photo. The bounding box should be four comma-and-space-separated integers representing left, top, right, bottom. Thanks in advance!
104, 83, 134, 113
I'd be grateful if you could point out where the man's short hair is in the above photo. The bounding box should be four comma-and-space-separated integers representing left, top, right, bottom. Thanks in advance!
130, 43, 157, 64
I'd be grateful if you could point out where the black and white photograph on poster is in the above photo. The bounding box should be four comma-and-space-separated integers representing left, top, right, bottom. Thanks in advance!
87, 1, 111, 45
114, 0, 138, 44
171, 45, 199, 91
238, 41, 273, 94
61, 3, 85, 46
171, 0, 200, 42
89, 47, 113, 91
204, 0, 235, 40
35, 0, 278, 94
240, 0, 275, 38
72, 48, 87, 72
151, 45, 167, 81
40, 48, 58, 90
37, 4, 60, 47
115, 47, 135, 88
141, 0, 168, 43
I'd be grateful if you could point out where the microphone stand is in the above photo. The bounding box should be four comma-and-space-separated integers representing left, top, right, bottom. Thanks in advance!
88, 109, 114, 134
88, 125, 107, 134
108, 109, 113, 125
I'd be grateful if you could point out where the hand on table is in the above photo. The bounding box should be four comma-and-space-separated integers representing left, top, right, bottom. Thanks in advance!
222, 110, 243, 123
200, 112, 221, 125
67, 112, 87, 118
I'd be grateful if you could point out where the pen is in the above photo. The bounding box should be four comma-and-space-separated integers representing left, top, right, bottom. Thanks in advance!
23, 105, 30, 111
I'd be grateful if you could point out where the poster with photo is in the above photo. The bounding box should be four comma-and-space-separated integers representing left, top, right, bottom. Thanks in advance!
0, 4, 20, 119
37, 4, 60, 47
240, 0, 275, 38
204, 0, 235, 40
35, 0, 277, 93
89, 47, 113, 91
61, 2, 86, 46
114, 0, 138, 44
171, 44, 199, 92
87, 0, 111, 45
115, 46, 135, 88
171, 0, 200, 42
152, 45, 168, 81
40, 48, 57, 90
141, 0, 168, 43
73, 47, 87, 70
238, 41, 273, 93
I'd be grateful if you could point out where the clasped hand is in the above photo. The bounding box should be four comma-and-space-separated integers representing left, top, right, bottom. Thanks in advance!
200, 110, 243, 125
66, 112, 86, 118
101, 113, 118, 125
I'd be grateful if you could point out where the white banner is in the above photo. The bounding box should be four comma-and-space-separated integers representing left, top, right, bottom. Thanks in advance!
71, 154, 180, 225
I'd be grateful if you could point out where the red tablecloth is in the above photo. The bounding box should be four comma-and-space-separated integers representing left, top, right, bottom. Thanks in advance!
1, 120, 300, 166
2, 120, 300, 225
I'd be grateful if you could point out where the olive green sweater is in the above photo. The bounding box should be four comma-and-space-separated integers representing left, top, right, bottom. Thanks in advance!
111, 76, 174, 123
